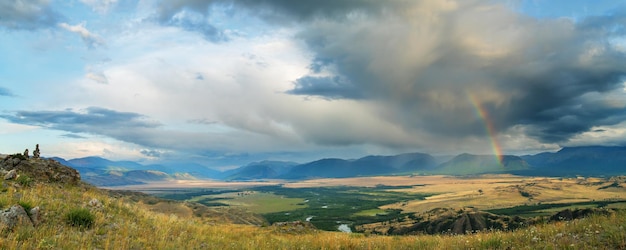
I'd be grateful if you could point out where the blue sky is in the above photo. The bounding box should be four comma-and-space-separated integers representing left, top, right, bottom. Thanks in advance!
1, 0, 626, 170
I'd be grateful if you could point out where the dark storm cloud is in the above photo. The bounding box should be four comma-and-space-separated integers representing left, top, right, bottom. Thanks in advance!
155, 0, 389, 41
0, 107, 161, 141
60, 133, 87, 139
287, 76, 363, 99
0, 87, 15, 97
158, 0, 626, 145
166, 12, 228, 42
0, 0, 61, 30
285, 1, 626, 144
156, 0, 387, 22
154, 0, 228, 42
140, 149, 162, 158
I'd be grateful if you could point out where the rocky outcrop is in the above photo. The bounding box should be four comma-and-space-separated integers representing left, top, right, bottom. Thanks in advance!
0, 205, 34, 232
386, 208, 527, 235
272, 221, 317, 234
0, 154, 81, 185
549, 208, 614, 222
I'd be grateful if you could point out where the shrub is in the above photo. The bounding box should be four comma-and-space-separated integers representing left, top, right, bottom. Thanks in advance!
18, 201, 33, 215
65, 208, 95, 228
16, 175, 33, 187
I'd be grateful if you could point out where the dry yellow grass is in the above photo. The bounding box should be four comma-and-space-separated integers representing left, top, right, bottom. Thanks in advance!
0, 177, 625, 249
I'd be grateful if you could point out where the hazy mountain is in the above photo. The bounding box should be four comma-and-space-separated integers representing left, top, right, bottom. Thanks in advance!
68, 156, 144, 170
144, 162, 222, 179
82, 169, 174, 187
436, 154, 530, 175
521, 146, 626, 176
280, 153, 437, 179
52, 156, 213, 186
46, 145, 626, 185
226, 161, 298, 180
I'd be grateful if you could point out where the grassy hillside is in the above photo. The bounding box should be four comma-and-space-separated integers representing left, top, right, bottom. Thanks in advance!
0, 176, 625, 249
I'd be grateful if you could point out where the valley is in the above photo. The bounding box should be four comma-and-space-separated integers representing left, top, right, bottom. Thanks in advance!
112, 174, 626, 234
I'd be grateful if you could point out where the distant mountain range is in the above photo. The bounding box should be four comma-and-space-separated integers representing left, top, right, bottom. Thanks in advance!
48, 146, 626, 186
51, 156, 221, 186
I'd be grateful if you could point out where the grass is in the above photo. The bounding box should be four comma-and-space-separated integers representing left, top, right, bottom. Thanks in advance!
0, 179, 624, 249
211, 192, 308, 214
65, 208, 95, 228
353, 208, 387, 217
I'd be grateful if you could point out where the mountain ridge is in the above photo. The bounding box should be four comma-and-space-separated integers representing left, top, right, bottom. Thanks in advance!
46, 145, 626, 185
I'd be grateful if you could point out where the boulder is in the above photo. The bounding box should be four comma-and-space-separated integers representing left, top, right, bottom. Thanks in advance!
4, 169, 17, 180
88, 198, 103, 208
29, 206, 41, 226
0, 205, 34, 232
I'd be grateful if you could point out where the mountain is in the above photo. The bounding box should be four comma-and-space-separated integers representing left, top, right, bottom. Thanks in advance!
68, 156, 144, 170
226, 161, 298, 180
144, 162, 223, 179
280, 153, 437, 179
52, 156, 209, 186
47, 145, 626, 185
521, 146, 626, 176
436, 154, 530, 175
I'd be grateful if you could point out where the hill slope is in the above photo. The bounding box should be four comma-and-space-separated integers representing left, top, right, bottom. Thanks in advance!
0, 153, 625, 249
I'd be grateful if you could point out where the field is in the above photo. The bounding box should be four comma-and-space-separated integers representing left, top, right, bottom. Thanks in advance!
123, 174, 626, 232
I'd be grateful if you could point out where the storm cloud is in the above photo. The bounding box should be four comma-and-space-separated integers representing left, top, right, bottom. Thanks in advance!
163, 0, 626, 144
0, 0, 60, 30
1, 107, 161, 140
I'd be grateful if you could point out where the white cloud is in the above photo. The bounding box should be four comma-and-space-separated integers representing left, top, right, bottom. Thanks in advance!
86, 72, 108, 84
58, 22, 105, 49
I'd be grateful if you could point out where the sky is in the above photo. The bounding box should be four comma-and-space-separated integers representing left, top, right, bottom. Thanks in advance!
1, 0, 626, 170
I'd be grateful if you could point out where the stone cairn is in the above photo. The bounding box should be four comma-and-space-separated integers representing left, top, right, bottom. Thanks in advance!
33, 144, 40, 159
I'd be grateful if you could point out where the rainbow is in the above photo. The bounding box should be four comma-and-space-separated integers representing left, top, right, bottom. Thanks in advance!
468, 94, 504, 164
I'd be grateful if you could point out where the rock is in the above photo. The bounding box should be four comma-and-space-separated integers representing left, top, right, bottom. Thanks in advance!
0, 155, 81, 185
4, 169, 17, 180
33, 144, 40, 159
23, 149, 29, 158
550, 209, 573, 221
272, 221, 316, 234
88, 198, 103, 208
549, 208, 613, 222
0, 205, 34, 232
29, 206, 41, 226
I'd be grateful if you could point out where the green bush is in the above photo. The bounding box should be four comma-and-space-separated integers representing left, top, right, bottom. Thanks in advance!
65, 208, 95, 228
18, 201, 33, 215
16, 175, 33, 187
